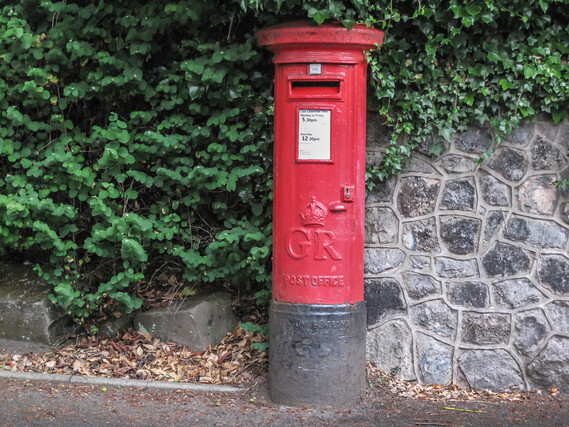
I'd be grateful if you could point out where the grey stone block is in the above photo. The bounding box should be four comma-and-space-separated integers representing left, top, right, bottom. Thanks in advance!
504, 123, 534, 146
492, 278, 545, 309
97, 313, 135, 338
558, 125, 569, 152
364, 278, 407, 325
517, 175, 558, 215
531, 136, 566, 171
402, 218, 440, 252
416, 333, 453, 385
440, 216, 481, 255
409, 255, 431, 270
487, 147, 527, 182
483, 211, 506, 242
134, 291, 236, 350
459, 349, 524, 391
503, 216, 568, 249
561, 168, 569, 200
439, 154, 476, 174
460, 312, 510, 345
435, 257, 479, 278
366, 115, 392, 149
366, 319, 415, 381
513, 309, 551, 356
0, 264, 72, 345
538, 255, 569, 295
536, 123, 559, 141
364, 248, 405, 275
397, 177, 440, 218
481, 241, 532, 278
415, 134, 449, 158
401, 156, 439, 174
410, 299, 457, 339
562, 202, 569, 225
364, 207, 398, 244
480, 175, 511, 207
447, 281, 489, 308
527, 336, 569, 391
366, 150, 383, 168
440, 178, 476, 211
366, 178, 395, 204
455, 125, 493, 154
547, 301, 569, 333
560, 168, 569, 199
402, 272, 441, 300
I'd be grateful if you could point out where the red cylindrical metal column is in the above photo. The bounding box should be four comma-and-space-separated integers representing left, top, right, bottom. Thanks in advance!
257, 21, 383, 407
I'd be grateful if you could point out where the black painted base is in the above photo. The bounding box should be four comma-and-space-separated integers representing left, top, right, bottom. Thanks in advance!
268, 300, 366, 407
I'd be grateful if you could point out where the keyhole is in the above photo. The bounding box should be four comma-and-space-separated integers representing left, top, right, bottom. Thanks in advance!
345, 187, 351, 199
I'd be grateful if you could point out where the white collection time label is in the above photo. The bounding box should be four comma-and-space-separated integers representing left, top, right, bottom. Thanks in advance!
298, 109, 331, 161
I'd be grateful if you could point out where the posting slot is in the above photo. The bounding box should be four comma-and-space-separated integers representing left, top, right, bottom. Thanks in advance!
290, 79, 342, 98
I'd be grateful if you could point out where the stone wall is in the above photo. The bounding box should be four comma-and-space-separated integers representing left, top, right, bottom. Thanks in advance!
364, 114, 569, 391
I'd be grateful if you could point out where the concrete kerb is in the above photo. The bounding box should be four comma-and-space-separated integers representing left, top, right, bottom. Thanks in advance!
0, 370, 242, 393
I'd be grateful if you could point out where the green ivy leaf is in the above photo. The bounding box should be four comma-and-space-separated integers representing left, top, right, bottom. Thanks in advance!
524, 64, 538, 79
465, 5, 481, 16
552, 108, 566, 123
499, 79, 514, 90
121, 238, 148, 263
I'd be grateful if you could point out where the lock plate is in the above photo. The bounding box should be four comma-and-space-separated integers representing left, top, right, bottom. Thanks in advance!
342, 185, 354, 202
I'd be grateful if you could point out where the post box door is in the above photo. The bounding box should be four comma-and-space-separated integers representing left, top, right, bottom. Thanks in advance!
273, 62, 365, 305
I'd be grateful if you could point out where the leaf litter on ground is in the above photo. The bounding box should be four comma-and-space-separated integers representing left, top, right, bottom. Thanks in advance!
366, 363, 551, 402
0, 294, 269, 388
0, 326, 267, 387
1, 340, 555, 403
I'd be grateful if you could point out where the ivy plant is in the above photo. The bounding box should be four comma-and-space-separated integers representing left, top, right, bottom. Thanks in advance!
0, 0, 275, 322
1, 0, 568, 324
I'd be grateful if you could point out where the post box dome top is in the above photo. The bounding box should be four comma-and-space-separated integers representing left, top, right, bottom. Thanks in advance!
256, 21, 384, 59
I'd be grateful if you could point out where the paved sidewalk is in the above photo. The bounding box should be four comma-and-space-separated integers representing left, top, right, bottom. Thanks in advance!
1, 373, 568, 426
2, 338, 569, 426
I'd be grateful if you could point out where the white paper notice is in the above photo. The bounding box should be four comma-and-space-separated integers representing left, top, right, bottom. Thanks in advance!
298, 109, 331, 160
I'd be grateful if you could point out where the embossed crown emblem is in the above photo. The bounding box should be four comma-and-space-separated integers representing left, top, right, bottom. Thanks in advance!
299, 196, 328, 227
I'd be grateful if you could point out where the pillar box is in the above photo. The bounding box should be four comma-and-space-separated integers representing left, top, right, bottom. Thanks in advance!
256, 21, 384, 407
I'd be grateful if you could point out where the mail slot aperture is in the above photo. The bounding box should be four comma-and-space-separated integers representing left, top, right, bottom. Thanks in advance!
289, 78, 342, 99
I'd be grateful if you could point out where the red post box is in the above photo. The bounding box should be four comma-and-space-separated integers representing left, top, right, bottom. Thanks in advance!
257, 21, 384, 407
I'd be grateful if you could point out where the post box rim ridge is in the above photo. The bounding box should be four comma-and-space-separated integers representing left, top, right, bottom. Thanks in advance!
256, 20, 384, 50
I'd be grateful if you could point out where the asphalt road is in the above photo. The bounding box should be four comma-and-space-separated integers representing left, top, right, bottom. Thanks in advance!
1, 375, 569, 427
